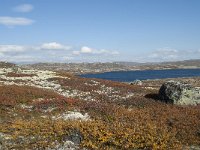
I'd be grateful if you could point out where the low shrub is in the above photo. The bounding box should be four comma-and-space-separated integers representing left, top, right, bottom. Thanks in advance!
0, 85, 63, 107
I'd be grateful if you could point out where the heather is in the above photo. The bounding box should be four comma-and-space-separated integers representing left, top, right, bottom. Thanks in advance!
0, 67, 199, 149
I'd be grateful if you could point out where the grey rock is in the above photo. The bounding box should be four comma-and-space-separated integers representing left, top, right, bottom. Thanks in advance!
0, 132, 6, 150
130, 79, 143, 86
159, 80, 200, 105
62, 130, 83, 145
48, 141, 79, 150
189, 145, 200, 150
48, 130, 83, 150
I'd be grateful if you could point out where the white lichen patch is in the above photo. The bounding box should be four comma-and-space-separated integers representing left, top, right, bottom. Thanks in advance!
48, 140, 79, 150
143, 86, 157, 90
84, 80, 100, 86
0, 67, 136, 103
0, 132, 12, 140
43, 107, 57, 113
0, 68, 95, 101
52, 111, 90, 121
20, 104, 33, 111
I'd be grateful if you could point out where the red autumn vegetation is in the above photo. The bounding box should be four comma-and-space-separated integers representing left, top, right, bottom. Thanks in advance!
6, 72, 37, 77
31, 97, 78, 111
0, 85, 62, 107
0, 75, 199, 149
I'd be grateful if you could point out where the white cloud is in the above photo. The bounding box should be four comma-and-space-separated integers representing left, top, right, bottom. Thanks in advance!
148, 49, 178, 62
0, 43, 71, 53
150, 48, 178, 56
0, 43, 73, 63
81, 46, 93, 53
74, 46, 119, 56
0, 45, 26, 53
93, 49, 108, 54
110, 51, 120, 55
93, 49, 120, 55
0, 16, 34, 26
1, 55, 38, 63
40, 42, 71, 50
61, 56, 74, 61
137, 47, 200, 62
72, 51, 80, 55
0, 52, 5, 57
0, 44, 120, 63
13, 4, 33, 13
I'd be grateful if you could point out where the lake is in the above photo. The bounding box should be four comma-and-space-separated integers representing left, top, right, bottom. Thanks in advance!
80, 68, 200, 82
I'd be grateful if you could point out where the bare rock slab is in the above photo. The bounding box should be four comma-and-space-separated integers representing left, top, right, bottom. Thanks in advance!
159, 80, 200, 105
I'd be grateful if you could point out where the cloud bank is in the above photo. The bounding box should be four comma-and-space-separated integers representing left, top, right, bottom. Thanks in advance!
73, 46, 119, 56
40, 42, 71, 50
1, 43, 200, 63
135, 47, 200, 62
0, 43, 119, 63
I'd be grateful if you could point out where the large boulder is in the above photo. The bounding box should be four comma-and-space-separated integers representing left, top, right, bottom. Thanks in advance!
159, 80, 200, 105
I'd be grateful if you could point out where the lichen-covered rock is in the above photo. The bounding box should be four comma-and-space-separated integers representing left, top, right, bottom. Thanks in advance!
0, 132, 10, 150
130, 79, 143, 85
48, 140, 79, 150
63, 130, 83, 145
159, 80, 200, 105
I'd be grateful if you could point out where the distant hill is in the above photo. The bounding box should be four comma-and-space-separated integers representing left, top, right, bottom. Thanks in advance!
0, 61, 16, 68
20, 59, 200, 74
115, 59, 200, 67
161, 59, 200, 67
1, 59, 199, 74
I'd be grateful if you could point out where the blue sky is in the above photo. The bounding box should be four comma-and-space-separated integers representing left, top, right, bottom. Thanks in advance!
0, 0, 200, 63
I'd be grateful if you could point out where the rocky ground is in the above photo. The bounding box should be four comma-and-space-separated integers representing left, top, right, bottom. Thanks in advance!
0, 62, 200, 149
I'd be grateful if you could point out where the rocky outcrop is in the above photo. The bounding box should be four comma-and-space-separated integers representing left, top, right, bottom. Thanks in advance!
159, 80, 200, 105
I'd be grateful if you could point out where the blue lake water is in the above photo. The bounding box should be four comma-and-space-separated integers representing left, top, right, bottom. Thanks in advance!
80, 69, 200, 82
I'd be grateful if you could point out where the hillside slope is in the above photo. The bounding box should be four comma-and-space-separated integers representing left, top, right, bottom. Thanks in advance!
0, 65, 199, 149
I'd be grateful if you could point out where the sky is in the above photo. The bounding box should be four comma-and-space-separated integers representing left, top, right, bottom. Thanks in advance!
0, 0, 200, 63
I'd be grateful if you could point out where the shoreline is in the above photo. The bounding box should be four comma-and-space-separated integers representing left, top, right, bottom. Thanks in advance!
76, 67, 200, 75
79, 68, 200, 83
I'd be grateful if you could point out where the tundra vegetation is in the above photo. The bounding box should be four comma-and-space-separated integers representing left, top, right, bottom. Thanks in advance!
0, 63, 199, 149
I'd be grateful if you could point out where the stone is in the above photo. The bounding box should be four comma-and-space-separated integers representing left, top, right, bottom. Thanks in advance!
130, 79, 143, 86
62, 130, 83, 145
159, 80, 200, 105
49, 140, 79, 150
